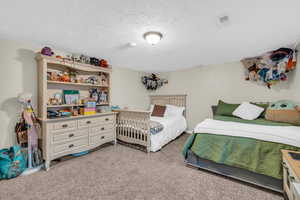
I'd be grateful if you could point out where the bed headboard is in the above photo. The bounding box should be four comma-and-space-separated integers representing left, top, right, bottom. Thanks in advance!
149, 95, 187, 116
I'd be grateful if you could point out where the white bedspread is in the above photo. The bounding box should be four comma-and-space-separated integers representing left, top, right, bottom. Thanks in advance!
194, 119, 300, 148
150, 116, 187, 152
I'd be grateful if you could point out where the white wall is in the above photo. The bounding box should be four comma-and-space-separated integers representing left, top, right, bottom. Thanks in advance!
152, 53, 300, 130
0, 39, 147, 149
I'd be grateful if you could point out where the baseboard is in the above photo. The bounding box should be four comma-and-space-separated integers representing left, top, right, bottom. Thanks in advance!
185, 130, 193, 134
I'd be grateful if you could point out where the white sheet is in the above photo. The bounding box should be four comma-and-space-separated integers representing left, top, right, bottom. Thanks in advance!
194, 119, 300, 148
150, 115, 187, 152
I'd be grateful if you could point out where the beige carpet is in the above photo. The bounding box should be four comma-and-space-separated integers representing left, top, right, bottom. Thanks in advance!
0, 134, 283, 200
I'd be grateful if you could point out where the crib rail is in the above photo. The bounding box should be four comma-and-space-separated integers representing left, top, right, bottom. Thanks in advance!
116, 110, 151, 152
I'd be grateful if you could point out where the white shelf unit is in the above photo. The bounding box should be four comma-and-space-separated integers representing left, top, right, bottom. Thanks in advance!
36, 53, 116, 170
36, 53, 112, 120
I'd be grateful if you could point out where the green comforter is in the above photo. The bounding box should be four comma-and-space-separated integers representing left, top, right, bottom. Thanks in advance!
182, 116, 300, 179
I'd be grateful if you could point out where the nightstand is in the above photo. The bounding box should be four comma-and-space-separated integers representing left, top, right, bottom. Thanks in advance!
282, 150, 300, 200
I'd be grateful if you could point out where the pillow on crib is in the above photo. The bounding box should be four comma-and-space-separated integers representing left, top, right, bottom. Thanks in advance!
233, 102, 264, 120
151, 105, 166, 117
165, 104, 185, 117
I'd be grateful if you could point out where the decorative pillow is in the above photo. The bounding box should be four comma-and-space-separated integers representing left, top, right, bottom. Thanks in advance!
151, 105, 166, 117
215, 100, 240, 117
165, 104, 185, 117
265, 100, 300, 126
232, 102, 264, 120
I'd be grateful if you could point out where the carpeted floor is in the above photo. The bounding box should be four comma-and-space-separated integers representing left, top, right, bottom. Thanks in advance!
0, 134, 283, 200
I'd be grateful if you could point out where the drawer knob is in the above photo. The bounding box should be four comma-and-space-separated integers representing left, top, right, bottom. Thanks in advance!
101, 136, 105, 139
101, 127, 105, 131
62, 124, 68, 128
69, 144, 74, 148
105, 118, 109, 121
86, 121, 91, 124
69, 133, 74, 138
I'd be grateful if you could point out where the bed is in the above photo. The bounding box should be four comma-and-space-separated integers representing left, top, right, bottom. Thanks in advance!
116, 95, 187, 152
183, 105, 300, 192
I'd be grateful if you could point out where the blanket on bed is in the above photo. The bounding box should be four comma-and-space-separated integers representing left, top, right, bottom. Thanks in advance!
182, 117, 300, 179
149, 120, 164, 135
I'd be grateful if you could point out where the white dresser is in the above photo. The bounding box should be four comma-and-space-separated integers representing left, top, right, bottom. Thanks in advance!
41, 113, 116, 170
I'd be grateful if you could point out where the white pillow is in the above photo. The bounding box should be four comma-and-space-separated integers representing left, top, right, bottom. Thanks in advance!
165, 104, 185, 117
233, 102, 264, 120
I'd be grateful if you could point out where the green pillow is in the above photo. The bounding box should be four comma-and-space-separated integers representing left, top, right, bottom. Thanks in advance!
215, 100, 240, 117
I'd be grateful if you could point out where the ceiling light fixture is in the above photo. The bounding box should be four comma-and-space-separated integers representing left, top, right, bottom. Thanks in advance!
143, 31, 163, 45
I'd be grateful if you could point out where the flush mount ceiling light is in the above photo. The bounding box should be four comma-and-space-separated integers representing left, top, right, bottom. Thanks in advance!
143, 31, 163, 45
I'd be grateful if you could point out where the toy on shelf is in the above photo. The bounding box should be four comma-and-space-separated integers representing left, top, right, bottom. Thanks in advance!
100, 73, 109, 86
69, 71, 78, 83
100, 59, 109, 68
60, 72, 70, 82
48, 93, 62, 105
41, 47, 54, 56
89, 89, 108, 104
80, 55, 90, 64
47, 71, 59, 81
90, 57, 100, 66
86, 76, 98, 85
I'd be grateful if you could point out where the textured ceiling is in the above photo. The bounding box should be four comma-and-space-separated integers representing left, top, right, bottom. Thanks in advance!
1, 0, 300, 72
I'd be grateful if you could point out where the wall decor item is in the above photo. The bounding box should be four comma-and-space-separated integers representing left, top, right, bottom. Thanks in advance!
241, 47, 297, 88
141, 73, 168, 90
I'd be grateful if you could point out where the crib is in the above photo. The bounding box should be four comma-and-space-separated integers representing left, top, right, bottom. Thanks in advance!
116, 95, 187, 152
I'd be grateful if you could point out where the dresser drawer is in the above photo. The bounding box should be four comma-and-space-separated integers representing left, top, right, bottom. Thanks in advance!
98, 115, 115, 124
52, 138, 89, 155
49, 120, 77, 131
90, 132, 114, 145
52, 129, 88, 144
90, 124, 115, 136
78, 118, 101, 128
78, 115, 115, 128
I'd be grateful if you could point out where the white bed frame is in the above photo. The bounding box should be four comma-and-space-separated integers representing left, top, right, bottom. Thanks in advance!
116, 95, 187, 152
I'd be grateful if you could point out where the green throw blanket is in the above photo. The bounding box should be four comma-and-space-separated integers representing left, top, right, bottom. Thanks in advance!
182, 116, 300, 179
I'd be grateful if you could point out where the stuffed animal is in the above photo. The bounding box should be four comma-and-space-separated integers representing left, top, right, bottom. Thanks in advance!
60, 72, 70, 82
265, 100, 300, 126
41, 47, 54, 56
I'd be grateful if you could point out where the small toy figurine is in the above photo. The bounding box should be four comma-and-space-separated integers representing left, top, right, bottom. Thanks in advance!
41, 47, 54, 56
100, 73, 108, 86
90, 57, 100, 66
86, 76, 98, 85
99, 59, 109, 68
71, 53, 81, 63
80, 55, 90, 64
69, 71, 77, 83
60, 72, 70, 82
89, 89, 99, 103
50, 72, 59, 81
